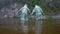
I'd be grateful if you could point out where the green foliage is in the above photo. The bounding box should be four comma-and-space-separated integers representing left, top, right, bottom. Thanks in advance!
0, 0, 60, 13
13, 16, 20, 19
46, 15, 52, 20
26, 0, 42, 12
0, 3, 4, 9
44, 3, 60, 13
46, 15, 53, 25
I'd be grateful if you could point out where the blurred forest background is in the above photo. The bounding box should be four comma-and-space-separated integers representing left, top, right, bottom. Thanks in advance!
0, 0, 60, 18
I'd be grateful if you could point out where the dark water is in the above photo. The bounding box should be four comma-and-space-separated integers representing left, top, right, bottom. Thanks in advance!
0, 18, 60, 34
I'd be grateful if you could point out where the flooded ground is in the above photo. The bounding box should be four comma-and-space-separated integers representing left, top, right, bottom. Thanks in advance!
0, 18, 60, 34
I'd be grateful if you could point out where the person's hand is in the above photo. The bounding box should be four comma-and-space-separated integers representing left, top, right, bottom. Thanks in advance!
42, 13, 44, 16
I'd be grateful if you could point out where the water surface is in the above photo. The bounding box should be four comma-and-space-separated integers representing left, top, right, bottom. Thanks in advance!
0, 18, 60, 34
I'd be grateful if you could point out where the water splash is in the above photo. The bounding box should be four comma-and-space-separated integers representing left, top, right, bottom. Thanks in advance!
18, 4, 30, 33
31, 5, 43, 34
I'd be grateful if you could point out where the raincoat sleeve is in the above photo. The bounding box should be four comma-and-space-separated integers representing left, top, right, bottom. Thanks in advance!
39, 6, 43, 15
31, 8, 35, 15
18, 7, 23, 12
17, 7, 23, 14
27, 8, 30, 13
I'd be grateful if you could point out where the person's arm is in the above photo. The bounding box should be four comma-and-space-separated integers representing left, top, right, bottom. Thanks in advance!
30, 8, 35, 15
17, 7, 23, 14
27, 8, 30, 13
18, 7, 23, 12
41, 9, 44, 15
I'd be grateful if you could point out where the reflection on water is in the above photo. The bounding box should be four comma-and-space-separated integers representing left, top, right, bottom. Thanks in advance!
35, 20, 43, 34
0, 18, 60, 34
21, 20, 28, 33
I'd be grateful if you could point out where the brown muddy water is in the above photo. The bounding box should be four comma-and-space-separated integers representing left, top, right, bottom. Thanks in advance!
0, 18, 60, 34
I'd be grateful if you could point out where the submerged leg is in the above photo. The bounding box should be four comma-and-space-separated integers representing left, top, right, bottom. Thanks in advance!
20, 14, 28, 33
35, 15, 43, 34
35, 20, 43, 34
